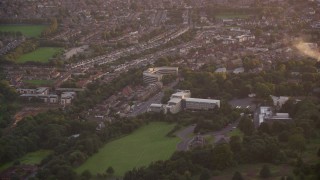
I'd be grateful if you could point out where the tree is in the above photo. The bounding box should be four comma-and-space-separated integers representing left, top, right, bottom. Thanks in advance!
232, 171, 244, 180
288, 134, 306, 155
106, 166, 114, 176
259, 165, 271, 178
255, 83, 273, 98
229, 135, 242, 153
258, 122, 271, 134
238, 116, 254, 136
212, 144, 234, 170
81, 170, 92, 180
199, 169, 210, 180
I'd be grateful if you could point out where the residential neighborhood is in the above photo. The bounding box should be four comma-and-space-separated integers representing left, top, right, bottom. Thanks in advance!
0, 0, 320, 179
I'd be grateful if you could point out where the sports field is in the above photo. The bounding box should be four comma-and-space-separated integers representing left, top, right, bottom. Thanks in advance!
17, 47, 63, 63
0, 24, 47, 37
0, 150, 52, 172
76, 122, 179, 176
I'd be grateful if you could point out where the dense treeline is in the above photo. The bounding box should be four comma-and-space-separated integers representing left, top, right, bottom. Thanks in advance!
178, 59, 320, 100
138, 103, 239, 134
41, 18, 58, 37
0, 18, 49, 24
0, 31, 23, 38
0, 72, 19, 135
3, 40, 39, 62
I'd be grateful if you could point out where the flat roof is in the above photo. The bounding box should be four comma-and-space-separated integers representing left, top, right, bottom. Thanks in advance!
150, 103, 163, 108
168, 98, 182, 104
20, 94, 58, 98
215, 68, 226, 73
172, 91, 190, 98
156, 67, 178, 70
185, 98, 220, 103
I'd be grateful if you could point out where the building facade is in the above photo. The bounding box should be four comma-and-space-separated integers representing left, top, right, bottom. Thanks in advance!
185, 98, 220, 110
148, 90, 220, 114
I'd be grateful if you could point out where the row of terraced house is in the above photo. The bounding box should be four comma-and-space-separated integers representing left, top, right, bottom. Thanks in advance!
16, 87, 82, 105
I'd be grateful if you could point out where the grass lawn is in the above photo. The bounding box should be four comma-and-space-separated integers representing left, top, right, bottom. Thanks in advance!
23, 79, 54, 86
227, 128, 244, 138
76, 122, 179, 177
17, 47, 63, 63
204, 135, 215, 144
215, 13, 252, 19
0, 24, 47, 37
0, 150, 52, 172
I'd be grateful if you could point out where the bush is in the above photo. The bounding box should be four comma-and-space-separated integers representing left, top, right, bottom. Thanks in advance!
260, 165, 271, 178
232, 171, 244, 180
81, 170, 92, 179
211, 170, 221, 176
199, 169, 210, 180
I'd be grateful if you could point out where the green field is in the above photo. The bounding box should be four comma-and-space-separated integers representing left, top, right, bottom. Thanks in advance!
0, 150, 52, 172
0, 24, 47, 37
23, 79, 54, 86
215, 13, 252, 19
17, 47, 63, 63
76, 122, 179, 176
227, 128, 244, 138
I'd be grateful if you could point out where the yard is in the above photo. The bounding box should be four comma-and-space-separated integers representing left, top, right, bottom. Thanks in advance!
76, 122, 179, 177
227, 128, 243, 138
0, 24, 47, 37
215, 13, 252, 19
23, 79, 54, 86
0, 150, 52, 172
17, 47, 63, 63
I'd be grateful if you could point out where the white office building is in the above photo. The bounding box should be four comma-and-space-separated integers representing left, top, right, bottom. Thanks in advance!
167, 98, 183, 114
148, 90, 220, 114
258, 106, 292, 125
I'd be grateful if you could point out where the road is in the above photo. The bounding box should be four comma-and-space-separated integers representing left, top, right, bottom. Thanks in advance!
176, 125, 196, 151
127, 91, 164, 117
176, 118, 240, 151
127, 79, 179, 117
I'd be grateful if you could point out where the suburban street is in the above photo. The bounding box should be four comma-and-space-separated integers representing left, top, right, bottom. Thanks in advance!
127, 91, 164, 117
127, 79, 179, 117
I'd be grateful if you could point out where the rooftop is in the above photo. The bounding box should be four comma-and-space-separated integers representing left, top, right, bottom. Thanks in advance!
150, 103, 163, 108
185, 98, 220, 103
168, 98, 182, 104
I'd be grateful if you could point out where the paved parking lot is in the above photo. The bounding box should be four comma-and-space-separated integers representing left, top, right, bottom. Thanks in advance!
228, 97, 257, 111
